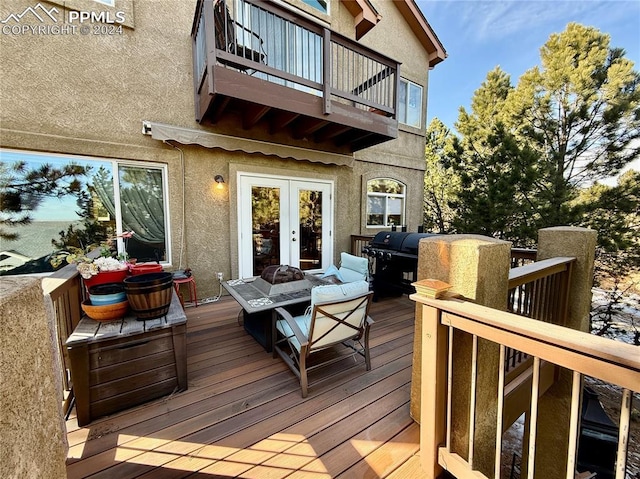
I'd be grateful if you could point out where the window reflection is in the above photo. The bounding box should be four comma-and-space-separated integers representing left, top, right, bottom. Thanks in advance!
0, 149, 169, 275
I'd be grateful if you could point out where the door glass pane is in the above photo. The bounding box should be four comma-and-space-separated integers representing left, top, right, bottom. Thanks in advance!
298, 189, 322, 271
252, 186, 281, 276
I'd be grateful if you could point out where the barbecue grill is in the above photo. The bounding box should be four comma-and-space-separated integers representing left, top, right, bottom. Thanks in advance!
363, 231, 437, 300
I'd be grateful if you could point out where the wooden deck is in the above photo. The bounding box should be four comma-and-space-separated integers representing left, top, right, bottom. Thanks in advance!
65, 294, 424, 479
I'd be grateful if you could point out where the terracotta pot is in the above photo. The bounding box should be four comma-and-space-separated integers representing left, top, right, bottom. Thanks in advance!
81, 299, 129, 322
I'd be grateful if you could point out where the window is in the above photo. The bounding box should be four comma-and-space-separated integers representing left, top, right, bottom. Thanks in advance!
366, 178, 406, 227
0, 149, 170, 275
301, 0, 328, 14
398, 79, 423, 128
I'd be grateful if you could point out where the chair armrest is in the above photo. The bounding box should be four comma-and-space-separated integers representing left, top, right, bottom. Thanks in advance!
274, 307, 308, 345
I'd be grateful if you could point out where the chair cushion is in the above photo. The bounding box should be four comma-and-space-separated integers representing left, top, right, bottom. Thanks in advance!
277, 280, 369, 353
311, 280, 369, 308
321, 264, 345, 282
338, 252, 368, 282
275, 313, 311, 352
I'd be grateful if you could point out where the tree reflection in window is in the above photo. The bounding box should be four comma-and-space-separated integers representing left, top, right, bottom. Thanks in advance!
92, 165, 167, 263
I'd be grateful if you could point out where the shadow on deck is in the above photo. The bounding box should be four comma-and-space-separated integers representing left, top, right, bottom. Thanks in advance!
65, 294, 423, 478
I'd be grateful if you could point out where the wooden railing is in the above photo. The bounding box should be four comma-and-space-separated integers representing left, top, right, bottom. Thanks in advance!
350, 234, 374, 257
193, 0, 399, 117
506, 257, 575, 374
41, 263, 84, 416
414, 294, 639, 479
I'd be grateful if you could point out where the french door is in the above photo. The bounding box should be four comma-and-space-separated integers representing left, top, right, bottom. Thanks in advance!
238, 174, 333, 278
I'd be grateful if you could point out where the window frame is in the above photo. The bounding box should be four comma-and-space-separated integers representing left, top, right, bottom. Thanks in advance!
398, 78, 424, 129
366, 178, 407, 228
300, 0, 328, 14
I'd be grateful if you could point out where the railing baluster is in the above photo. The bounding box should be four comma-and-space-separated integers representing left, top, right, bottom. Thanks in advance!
446, 325, 454, 450
566, 371, 582, 479
495, 344, 506, 479
615, 388, 632, 479
527, 356, 541, 479
468, 334, 478, 468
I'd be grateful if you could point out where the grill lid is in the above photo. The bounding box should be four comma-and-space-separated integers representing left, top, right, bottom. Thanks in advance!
370, 231, 411, 250
400, 233, 437, 255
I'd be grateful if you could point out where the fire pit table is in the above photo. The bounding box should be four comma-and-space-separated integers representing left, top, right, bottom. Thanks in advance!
223, 273, 331, 351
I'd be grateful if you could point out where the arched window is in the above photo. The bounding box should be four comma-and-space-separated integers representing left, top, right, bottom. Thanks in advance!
366, 178, 406, 227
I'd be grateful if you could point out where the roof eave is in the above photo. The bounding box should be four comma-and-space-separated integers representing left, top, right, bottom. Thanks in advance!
394, 0, 447, 68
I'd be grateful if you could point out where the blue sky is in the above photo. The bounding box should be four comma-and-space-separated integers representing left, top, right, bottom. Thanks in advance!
417, 0, 640, 131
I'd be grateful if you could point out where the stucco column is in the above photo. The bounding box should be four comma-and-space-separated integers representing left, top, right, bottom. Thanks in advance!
0, 277, 67, 479
530, 226, 597, 479
411, 234, 511, 476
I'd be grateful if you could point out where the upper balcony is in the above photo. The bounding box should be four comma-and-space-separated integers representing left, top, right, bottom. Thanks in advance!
191, 0, 400, 153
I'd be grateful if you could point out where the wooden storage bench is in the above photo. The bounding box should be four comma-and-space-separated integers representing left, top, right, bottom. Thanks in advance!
66, 291, 187, 426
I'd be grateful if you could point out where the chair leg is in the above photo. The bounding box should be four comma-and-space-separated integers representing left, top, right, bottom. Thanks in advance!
300, 351, 308, 398
364, 325, 372, 371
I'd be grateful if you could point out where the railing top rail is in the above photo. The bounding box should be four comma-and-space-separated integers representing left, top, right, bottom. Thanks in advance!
412, 294, 640, 390
41, 263, 81, 297
508, 256, 575, 288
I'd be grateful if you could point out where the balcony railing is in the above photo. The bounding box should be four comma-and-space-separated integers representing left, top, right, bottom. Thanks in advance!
192, 0, 400, 152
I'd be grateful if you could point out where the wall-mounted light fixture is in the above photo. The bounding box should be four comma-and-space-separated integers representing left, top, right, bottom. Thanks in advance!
214, 174, 225, 190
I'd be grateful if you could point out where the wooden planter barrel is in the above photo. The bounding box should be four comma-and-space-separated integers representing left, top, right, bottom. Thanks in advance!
124, 272, 174, 320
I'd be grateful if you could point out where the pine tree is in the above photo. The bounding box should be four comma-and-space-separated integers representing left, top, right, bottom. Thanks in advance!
423, 118, 458, 233
506, 23, 640, 227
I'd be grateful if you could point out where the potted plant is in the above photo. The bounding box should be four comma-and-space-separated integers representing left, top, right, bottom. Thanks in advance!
51, 233, 133, 288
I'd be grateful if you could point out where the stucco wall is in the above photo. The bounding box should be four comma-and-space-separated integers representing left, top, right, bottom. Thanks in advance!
0, 278, 67, 479
1, 0, 435, 295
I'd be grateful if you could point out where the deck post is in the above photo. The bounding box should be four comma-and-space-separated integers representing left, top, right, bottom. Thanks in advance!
411, 234, 511, 477
529, 226, 597, 479
419, 303, 447, 479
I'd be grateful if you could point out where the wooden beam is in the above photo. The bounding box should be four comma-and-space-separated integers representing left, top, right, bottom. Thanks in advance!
314, 123, 352, 142
242, 104, 270, 129
293, 118, 329, 139
269, 111, 299, 134
207, 96, 230, 124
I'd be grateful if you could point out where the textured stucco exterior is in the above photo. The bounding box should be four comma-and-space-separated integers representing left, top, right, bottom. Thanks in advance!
1, 0, 438, 297
0, 277, 67, 479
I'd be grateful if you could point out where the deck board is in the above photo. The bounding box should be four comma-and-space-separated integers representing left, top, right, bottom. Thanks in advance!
66, 294, 422, 478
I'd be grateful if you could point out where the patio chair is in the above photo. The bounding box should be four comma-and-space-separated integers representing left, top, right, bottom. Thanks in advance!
272, 280, 373, 397
214, 0, 266, 71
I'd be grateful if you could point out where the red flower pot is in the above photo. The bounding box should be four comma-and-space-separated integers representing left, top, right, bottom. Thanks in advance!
83, 268, 129, 290
130, 264, 164, 275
